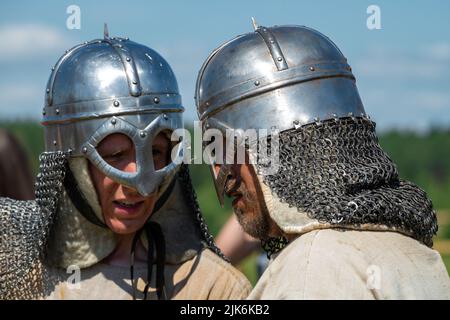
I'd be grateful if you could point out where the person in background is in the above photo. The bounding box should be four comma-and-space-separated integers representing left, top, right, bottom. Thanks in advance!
216, 214, 269, 279
216, 214, 260, 265
0, 129, 34, 200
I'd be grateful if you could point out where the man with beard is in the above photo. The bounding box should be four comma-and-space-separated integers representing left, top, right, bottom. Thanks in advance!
0, 29, 251, 300
195, 23, 450, 299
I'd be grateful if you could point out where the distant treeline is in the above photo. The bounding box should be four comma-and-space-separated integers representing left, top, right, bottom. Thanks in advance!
1, 121, 450, 236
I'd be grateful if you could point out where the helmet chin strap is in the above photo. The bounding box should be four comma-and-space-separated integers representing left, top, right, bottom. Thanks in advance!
130, 222, 166, 300
64, 163, 106, 228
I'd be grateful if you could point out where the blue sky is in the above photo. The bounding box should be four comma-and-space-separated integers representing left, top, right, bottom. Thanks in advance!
0, 0, 449, 131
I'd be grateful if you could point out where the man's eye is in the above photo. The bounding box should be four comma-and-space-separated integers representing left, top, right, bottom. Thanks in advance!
152, 149, 162, 157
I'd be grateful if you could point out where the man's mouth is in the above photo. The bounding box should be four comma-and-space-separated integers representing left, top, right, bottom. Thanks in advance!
231, 194, 242, 206
224, 179, 244, 206
225, 190, 242, 206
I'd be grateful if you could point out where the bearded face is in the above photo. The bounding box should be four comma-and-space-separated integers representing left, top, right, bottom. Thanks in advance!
216, 160, 275, 240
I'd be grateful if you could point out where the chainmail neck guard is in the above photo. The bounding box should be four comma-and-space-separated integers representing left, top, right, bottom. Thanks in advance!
0, 152, 69, 299
257, 117, 437, 247
177, 164, 228, 261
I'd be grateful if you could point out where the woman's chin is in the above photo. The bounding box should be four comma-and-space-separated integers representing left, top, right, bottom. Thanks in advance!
107, 218, 144, 235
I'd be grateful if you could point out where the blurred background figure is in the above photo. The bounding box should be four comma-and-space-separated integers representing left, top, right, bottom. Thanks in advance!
216, 214, 260, 265
0, 129, 34, 200
216, 215, 270, 278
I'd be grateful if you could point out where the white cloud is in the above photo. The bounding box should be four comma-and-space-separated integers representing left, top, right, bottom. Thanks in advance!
423, 42, 450, 61
359, 87, 450, 132
352, 42, 450, 131
0, 83, 43, 119
353, 43, 450, 80
408, 91, 450, 111
0, 24, 72, 61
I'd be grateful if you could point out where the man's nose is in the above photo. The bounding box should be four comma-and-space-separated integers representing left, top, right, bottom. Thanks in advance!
214, 164, 221, 176
214, 163, 239, 179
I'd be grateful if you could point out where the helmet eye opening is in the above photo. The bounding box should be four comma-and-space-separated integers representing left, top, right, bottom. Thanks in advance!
152, 130, 173, 171
95, 133, 137, 173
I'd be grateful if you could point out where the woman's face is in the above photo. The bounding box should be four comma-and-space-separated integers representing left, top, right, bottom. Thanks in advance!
89, 132, 170, 235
